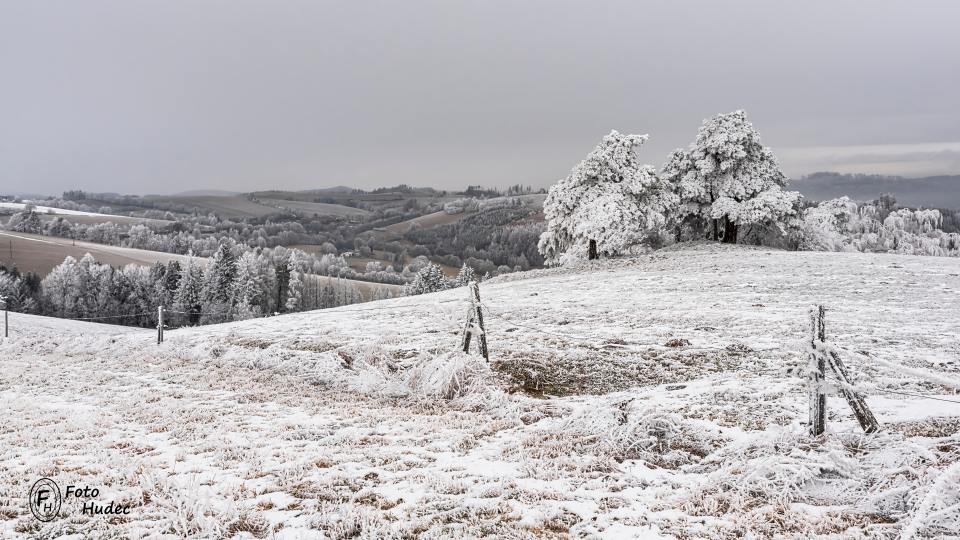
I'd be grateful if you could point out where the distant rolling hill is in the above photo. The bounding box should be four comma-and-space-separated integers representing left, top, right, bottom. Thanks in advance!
792, 172, 960, 208
168, 189, 241, 197
257, 197, 370, 217
145, 195, 282, 219
0, 230, 401, 298
0, 230, 196, 276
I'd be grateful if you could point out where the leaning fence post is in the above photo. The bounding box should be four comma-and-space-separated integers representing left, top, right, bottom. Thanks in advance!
819, 309, 881, 434
157, 305, 164, 345
808, 305, 827, 436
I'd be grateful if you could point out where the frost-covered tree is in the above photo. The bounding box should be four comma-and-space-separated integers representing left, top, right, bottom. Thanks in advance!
284, 250, 313, 312
202, 243, 238, 305
0, 267, 39, 313
284, 262, 304, 311
45, 217, 73, 237
200, 243, 239, 323
175, 256, 205, 324
7, 210, 42, 234
662, 110, 800, 244
538, 131, 677, 265
232, 252, 262, 312
155, 260, 181, 310
404, 263, 447, 295
452, 264, 476, 288
41, 256, 82, 317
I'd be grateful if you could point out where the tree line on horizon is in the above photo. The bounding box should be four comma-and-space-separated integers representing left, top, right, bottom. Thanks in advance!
0, 243, 400, 328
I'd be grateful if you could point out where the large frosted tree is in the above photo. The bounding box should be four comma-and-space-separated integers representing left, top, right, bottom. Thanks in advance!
538, 130, 677, 265
661, 110, 800, 244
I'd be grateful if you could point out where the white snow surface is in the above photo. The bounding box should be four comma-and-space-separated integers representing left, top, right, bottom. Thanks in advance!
0, 202, 118, 217
3, 243, 959, 538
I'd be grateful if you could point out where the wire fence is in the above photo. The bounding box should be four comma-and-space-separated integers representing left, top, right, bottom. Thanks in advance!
479, 300, 765, 355
4, 283, 958, 413
826, 372, 960, 405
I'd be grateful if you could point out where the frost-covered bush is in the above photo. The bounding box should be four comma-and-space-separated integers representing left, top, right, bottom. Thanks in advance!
798, 196, 960, 256
538, 130, 678, 265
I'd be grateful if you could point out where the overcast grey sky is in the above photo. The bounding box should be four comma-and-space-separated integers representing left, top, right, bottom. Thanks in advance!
2, 1, 959, 195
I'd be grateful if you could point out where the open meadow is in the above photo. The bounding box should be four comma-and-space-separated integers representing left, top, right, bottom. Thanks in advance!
3, 243, 958, 538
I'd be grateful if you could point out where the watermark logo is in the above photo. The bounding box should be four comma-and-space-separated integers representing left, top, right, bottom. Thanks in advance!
29, 478, 61, 522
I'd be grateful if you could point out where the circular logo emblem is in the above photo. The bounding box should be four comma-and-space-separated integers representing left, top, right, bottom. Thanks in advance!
29, 478, 61, 522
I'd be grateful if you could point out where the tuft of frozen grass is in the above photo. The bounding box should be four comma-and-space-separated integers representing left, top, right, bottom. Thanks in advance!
603, 410, 682, 459
684, 430, 860, 515
901, 460, 960, 539
404, 351, 492, 400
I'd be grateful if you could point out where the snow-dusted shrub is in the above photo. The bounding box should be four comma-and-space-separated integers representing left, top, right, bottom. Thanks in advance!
405, 351, 491, 399
538, 130, 677, 265
798, 196, 960, 256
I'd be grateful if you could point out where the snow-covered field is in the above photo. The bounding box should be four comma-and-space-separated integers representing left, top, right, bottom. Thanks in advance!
3, 243, 959, 538
0, 202, 120, 217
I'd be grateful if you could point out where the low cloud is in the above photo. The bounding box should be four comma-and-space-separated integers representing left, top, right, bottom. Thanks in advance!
778, 142, 960, 178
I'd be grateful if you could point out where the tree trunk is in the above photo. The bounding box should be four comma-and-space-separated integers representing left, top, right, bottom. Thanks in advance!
588, 239, 598, 260
721, 218, 738, 244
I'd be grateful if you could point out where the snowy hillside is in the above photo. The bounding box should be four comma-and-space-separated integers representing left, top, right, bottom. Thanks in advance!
3, 243, 960, 538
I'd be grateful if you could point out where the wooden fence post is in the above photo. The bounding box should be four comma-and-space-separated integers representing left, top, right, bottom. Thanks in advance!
809, 305, 827, 436
808, 305, 880, 436
1, 297, 8, 339
460, 300, 474, 354
157, 305, 164, 345
460, 281, 489, 361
